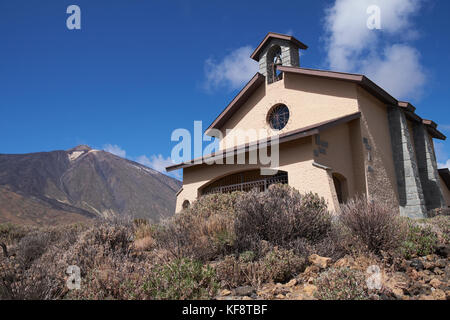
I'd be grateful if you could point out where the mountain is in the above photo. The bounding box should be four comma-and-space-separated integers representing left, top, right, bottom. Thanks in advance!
0, 145, 182, 226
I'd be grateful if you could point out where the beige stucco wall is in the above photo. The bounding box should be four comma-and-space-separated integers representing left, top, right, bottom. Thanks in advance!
348, 119, 367, 197
177, 137, 339, 213
218, 73, 360, 150
313, 121, 366, 201
356, 87, 399, 211
175, 72, 410, 214
439, 177, 450, 207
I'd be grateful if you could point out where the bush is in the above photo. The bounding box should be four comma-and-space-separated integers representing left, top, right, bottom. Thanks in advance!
68, 255, 155, 300
234, 185, 331, 254
339, 196, 406, 255
133, 220, 157, 251
215, 247, 306, 288
427, 208, 450, 218
187, 192, 243, 217
0, 222, 133, 300
314, 267, 369, 300
399, 220, 439, 259
239, 251, 256, 263
16, 232, 52, 268
0, 224, 89, 300
155, 192, 242, 261
142, 258, 218, 300
421, 215, 450, 245
261, 247, 306, 283
0, 223, 29, 245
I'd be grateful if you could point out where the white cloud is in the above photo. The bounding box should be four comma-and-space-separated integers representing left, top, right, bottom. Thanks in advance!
101, 144, 181, 180
204, 46, 259, 91
360, 44, 426, 99
103, 144, 126, 158
324, 0, 426, 99
435, 141, 450, 169
438, 159, 450, 169
137, 154, 181, 180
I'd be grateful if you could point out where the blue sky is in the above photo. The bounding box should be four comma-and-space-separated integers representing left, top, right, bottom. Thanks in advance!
1, 0, 450, 180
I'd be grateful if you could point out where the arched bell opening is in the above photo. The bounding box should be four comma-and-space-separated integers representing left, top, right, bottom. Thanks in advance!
266, 45, 283, 84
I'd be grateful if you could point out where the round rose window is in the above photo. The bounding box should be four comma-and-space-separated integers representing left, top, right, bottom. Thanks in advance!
268, 104, 290, 130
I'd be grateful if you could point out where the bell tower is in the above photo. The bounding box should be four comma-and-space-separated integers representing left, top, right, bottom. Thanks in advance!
250, 32, 308, 84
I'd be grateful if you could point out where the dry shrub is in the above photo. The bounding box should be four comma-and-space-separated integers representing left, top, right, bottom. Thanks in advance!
420, 215, 450, 245
134, 220, 153, 240
0, 221, 133, 300
428, 207, 450, 218
155, 192, 242, 261
133, 220, 157, 251
235, 185, 331, 254
262, 247, 307, 283
0, 224, 88, 299
215, 247, 306, 288
0, 223, 29, 245
1, 219, 220, 300
70, 255, 218, 300
133, 236, 155, 252
339, 196, 406, 255
68, 254, 155, 300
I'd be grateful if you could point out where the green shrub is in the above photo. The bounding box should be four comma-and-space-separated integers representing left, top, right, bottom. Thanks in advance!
422, 215, 450, 245
142, 258, 218, 300
234, 184, 331, 254
239, 251, 256, 263
215, 247, 306, 288
262, 247, 306, 283
399, 220, 439, 259
314, 267, 369, 300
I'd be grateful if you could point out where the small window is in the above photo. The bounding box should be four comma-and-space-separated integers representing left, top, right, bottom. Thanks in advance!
268, 104, 290, 130
182, 200, 190, 210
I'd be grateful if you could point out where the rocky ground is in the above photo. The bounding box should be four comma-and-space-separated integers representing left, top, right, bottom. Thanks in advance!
216, 250, 450, 300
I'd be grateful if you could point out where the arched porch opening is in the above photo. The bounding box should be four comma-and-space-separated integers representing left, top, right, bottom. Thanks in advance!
200, 169, 288, 195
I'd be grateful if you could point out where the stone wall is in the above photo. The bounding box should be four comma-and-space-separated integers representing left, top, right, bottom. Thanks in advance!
412, 123, 445, 211
258, 38, 300, 83
387, 107, 427, 218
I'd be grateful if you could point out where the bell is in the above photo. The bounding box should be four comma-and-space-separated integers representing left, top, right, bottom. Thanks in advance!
274, 55, 282, 66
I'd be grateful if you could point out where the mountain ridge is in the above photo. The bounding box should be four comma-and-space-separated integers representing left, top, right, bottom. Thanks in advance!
0, 146, 181, 226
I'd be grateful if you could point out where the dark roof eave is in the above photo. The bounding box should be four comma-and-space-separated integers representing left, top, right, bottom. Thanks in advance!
204, 66, 446, 144
278, 66, 397, 105
166, 112, 361, 172
279, 66, 446, 140
402, 109, 446, 140
438, 168, 450, 190
205, 73, 265, 135
250, 32, 308, 62
428, 126, 446, 140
